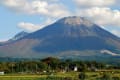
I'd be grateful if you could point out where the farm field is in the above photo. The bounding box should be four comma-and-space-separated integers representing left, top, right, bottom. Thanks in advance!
0, 71, 120, 80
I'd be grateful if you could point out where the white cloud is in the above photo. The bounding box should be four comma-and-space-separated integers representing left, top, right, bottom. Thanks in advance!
1, 0, 71, 18
31, 1, 70, 18
74, 0, 115, 7
1, 0, 32, 13
76, 7, 120, 27
18, 22, 41, 32
18, 18, 56, 32
101, 50, 119, 56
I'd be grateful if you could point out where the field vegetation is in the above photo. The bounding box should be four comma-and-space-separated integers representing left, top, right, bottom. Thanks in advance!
0, 57, 120, 80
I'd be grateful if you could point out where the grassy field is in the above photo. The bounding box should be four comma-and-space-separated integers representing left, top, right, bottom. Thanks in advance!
0, 71, 120, 80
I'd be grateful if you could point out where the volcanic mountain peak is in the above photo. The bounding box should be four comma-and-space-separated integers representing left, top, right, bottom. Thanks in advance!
0, 16, 120, 58
58, 16, 94, 27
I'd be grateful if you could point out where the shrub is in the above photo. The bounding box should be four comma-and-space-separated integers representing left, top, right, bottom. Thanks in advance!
99, 73, 112, 80
64, 77, 72, 80
78, 72, 87, 80
112, 76, 120, 80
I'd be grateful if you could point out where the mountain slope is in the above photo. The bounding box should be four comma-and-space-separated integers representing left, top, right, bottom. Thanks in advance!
0, 31, 29, 46
9, 31, 28, 41
0, 16, 120, 58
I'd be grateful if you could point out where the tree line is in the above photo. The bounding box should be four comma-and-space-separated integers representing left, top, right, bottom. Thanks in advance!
0, 57, 118, 74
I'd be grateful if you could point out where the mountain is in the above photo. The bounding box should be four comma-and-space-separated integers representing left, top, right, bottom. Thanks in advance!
0, 31, 29, 46
0, 16, 120, 58
9, 31, 29, 41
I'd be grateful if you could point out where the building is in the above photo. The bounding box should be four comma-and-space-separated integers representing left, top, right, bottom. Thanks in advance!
74, 66, 78, 71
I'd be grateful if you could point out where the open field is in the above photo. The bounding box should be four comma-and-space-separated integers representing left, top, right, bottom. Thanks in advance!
0, 71, 120, 80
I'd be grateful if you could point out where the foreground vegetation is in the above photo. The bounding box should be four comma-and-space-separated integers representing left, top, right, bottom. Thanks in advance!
0, 57, 120, 80
0, 71, 120, 80
0, 57, 116, 73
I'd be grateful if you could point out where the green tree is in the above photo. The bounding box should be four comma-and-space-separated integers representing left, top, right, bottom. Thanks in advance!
41, 57, 60, 71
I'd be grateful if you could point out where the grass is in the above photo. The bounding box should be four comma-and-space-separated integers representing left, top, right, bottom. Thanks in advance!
0, 71, 120, 80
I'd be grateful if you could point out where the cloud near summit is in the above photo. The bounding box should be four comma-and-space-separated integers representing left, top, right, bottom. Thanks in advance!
1, 0, 70, 18
1, 0, 120, 36
74, 0, 115, 7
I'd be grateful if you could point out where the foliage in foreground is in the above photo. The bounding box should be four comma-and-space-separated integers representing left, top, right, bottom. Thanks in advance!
0, 57, 115, 74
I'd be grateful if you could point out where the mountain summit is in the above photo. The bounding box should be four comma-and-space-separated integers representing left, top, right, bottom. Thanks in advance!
59, 16, 93, 27
0, 16, 120, 58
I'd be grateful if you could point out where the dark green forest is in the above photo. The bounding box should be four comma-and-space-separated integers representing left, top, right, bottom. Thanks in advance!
0, 57, 119, 74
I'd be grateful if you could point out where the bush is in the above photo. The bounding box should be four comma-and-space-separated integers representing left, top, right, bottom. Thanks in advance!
64, 77, 72, 80
78, 72, 87, 80
112, 77, 120, 80
99, 73, 112, 80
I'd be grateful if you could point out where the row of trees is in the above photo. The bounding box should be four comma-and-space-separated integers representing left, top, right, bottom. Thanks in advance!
0, 57, 115, 73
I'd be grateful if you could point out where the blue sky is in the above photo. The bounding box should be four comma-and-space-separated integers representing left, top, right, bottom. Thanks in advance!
0, 0, 120, 41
